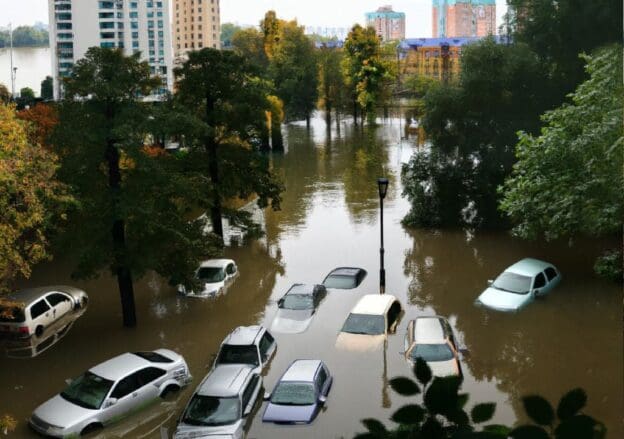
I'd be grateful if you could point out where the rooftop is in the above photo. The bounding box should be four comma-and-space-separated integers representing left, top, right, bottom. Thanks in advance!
505, 258, 554, 276
199, 259, 234, 268
222, 325, 264, 346
197, 364, 253, 397
285, 284, 320, 296
6, 286, 83, 307
281, 359, 322, 382
414, 317, 446, 343
399, 35, 508, 50
90, 353, 150, 381
351, 294, 398, 315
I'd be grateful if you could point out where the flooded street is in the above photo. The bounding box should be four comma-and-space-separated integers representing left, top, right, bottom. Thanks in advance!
1, 115, 621, 438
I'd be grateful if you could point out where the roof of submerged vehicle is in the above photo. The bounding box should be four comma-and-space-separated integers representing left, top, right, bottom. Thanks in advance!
505, 258, 554, 276
199, 259, 234, 268
5, 286, 84, 307
326, 267, 366, 277
285, 284, 322, 296
90, 352, 154, 381
281, 359, 322, 382
350, 294, 399, 316
197, 364, 254, 397
222, 325, 265, 346
414, 316, 447, 344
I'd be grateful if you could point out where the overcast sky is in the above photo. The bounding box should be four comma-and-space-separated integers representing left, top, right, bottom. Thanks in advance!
2, 0, 508, 38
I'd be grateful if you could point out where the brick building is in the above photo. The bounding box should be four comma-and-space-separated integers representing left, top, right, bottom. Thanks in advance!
365, 5, 406, 41
432, 0, 496, 38
172, 0, 221, 60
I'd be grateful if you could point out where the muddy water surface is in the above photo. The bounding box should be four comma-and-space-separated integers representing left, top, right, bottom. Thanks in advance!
1, 116, 621, 438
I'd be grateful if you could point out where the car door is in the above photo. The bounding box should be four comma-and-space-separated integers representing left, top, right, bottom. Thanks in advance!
102, 373, 142, 425
28, 299, 53, 334
258, 331, 276, 369
315, 364, 331, 398
241, 374, 261, 419
544, 267, 559, 293
226, 263, 237, 281
45, 293, 73, 321
532, 272, 547, 297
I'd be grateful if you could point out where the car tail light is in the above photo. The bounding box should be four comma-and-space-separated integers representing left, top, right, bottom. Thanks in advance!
18, 326, 30, 335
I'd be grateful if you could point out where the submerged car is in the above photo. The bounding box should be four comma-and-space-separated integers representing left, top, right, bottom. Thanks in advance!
30, 349, 191, 438
263, 359, 332, 424
335, 294, 403, 352
178, 259, 238, 297
0, 286, 88, 338
322, 267, 367, 289
271, 284, 327, 334
403, 316, 461, 377
214, 326, 276, 375
475, 258, 562, 312
174, 364, 262, 439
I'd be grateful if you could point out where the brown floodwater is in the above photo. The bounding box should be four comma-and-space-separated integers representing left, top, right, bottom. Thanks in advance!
1, 115, 621, 438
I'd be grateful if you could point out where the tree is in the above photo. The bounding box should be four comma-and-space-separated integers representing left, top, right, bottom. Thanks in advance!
342, 25, 389, 125
220, 22, 242, 48
317, 44, 347, 127
266, 17, 319, 125
355, 358, 606, 439
40, 76, 53, 101
18, 87, 36, 108
500, 45, 623, 279
17, 103, 58, 148
174, 48, 283, 240
0, 83, 10, 103
55, 48, 213, 327
231, 27, 269, 70
0, 103, 70, 291
402, 38, 545, 229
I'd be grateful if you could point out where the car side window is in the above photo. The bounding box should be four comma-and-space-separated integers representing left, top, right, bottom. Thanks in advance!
111, 373, 141, 399
226, 264, 236, 275
315, 367, 328, 390
136, 367, 166, 386
241, 374, 260, 409
387, 302, 402, 330
29, 300, 50, 319
46, 293, 71, 307
533, 273, 546, 289
259, 332, 274, 362
545, 267, 557, 282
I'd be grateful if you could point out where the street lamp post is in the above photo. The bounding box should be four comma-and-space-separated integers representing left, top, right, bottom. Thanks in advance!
377, 177, 389, 295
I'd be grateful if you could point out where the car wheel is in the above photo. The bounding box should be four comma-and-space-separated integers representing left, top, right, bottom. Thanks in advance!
160, 384, 180, 398
80, 423, 103, 436
35, 325, 44, 337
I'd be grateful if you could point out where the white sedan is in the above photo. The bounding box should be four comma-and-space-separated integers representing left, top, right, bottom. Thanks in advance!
178, 259, 238, 298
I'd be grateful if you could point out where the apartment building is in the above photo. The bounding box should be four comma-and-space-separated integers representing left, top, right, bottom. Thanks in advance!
172, 0, 220, 60
432, 0, 496, 38
48, 0, 173, 99
365, 5, 406, 41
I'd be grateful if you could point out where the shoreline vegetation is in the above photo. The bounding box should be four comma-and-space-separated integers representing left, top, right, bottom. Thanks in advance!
0, 26, 49, 48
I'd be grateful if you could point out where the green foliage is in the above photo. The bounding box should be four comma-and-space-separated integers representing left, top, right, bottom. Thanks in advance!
342, 25, 390, 124
0, 26, 48, 47
17, 87, 36, 109
54, 48, 214, 315
356, 361, 606, 439
402, 38, 545, 229
220, 22, 242, 48
499, 45, 623, 276
593, 250, 622, 283
317, 45, 348, 119
0, 83, 9, 103
231, 27, 269, 70
40, 76, 53, 100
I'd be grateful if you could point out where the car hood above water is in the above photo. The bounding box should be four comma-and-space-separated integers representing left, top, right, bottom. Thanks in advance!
174, 420, 241, 438
263, 402, 317, 424
476, 287, 530, 311
270, 309, 314, 334
32, 394, 94, 430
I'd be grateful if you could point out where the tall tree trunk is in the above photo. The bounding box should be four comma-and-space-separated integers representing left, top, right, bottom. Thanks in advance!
204, 94, 223, 238
352, 99, 358, 125
260, 114, 270, 151
106, 135, 137, 327
335, 109, 340, 136
305, 113, 310, 130
325, 103, 332, 128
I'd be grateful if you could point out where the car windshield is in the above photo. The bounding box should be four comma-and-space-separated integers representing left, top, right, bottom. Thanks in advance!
323, 275, 356, 289
182, 395, 240, 426
216, 345, 259, 367
280, 294, 314, 310
197, 267, 225, 283
341, 313, 385, 335
0, 304, 25, 323
411, 344, 454, 362
493, 272, 532, 294
60, 371, 113, 410
271, 382, 316, 405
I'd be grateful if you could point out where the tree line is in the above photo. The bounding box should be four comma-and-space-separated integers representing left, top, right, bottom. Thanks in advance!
401, 0, 622, 280
0, 26, 49, 48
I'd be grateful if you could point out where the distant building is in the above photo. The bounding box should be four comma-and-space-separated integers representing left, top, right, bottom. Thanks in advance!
48, 0, 173, 100
365, 5, 406, 41
432, 0, 496, 38
172, 0, 221, 60
398, 36, 506, 81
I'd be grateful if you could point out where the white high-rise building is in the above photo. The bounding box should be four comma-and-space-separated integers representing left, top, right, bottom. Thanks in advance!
49, 0, 173, 99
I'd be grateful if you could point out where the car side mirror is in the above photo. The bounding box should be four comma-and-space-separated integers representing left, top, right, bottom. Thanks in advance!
533, 289, 540, 297
487, 279, 493, 286
106, 398, 118, 407
318, 395, 327, 404
243, 404, 252, 416
263, 391, 271, 401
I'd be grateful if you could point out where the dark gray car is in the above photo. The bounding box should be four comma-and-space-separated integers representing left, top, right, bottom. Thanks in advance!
270, 284, 326, 334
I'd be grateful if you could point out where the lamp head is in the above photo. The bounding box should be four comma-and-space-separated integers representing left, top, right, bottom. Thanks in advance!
377, 177, 389, 199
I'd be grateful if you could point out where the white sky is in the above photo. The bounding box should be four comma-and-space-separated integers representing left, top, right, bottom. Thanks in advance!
1, 0, 508, 38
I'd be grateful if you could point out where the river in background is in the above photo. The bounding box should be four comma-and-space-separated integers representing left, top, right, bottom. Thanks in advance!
0, 115, 621, 438
0, 47, 51, 96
